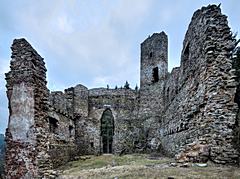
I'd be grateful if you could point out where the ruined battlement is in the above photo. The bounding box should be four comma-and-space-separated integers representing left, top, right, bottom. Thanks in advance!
4, 4, 240, 178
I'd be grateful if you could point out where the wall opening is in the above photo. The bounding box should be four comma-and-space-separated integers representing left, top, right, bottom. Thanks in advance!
49, 117, 58, 134
183, 43, 190, 73
69, 125, 74, 137
90, 142, 94, 148
100, 109, 114, 154
149, 52, 153, 58
152, 67, 159, 83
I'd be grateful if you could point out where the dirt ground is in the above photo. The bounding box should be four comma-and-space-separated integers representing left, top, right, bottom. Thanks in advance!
57, 154, 240, 179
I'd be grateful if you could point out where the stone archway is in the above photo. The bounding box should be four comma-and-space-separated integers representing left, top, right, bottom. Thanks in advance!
100, 109, 114, 153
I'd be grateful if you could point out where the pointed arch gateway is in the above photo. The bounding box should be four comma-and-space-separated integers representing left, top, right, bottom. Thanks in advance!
100, 109, 114, 153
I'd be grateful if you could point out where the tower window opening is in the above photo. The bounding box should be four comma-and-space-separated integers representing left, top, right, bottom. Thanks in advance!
69, 125, 74, 137
152, 67, 159, 83
149, 52, 153, 58
49, 117, 58, 134
90, 142, 94, 148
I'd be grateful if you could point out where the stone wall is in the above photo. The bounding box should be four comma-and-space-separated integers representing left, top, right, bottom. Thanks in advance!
140, 32, 168, 87
87, 88, 138, 154
4, 39, 79, 178
47, 109, 76, 168
137, 32, 168, 152
158, 5, 239, 164
5, 39, 51, 178
48, 87, 80, 167
48, 87, 139, 155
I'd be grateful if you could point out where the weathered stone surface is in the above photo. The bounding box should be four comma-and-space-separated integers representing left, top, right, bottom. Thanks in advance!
9, 82, 35, 143
137, 4, 240, 165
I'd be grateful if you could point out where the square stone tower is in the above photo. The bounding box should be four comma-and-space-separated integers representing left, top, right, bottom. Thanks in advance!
140, 32, 168, 88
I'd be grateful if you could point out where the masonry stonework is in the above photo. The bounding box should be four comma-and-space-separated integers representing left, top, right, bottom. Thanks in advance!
161, 5, 239, 165
4, 4, 240, 178
5, 39, 51, 178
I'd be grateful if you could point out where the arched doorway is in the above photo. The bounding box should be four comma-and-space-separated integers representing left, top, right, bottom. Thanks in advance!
100, 109, 114, 153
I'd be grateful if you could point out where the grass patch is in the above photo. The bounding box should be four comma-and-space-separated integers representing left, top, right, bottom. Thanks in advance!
58, 155, 112, 172
58, 154, 240, 179
113, 154, 171, 166
59, 154, 171, 174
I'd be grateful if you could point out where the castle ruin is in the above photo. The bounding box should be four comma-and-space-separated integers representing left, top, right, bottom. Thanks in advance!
4, 4, 240, 178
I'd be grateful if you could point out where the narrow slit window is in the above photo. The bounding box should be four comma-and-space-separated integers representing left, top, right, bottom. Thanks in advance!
69, 125, 74, 137
166, 87, 170, 102
149, 52, 153, 58
152, 67, 159, 83
183, 43, 190, 73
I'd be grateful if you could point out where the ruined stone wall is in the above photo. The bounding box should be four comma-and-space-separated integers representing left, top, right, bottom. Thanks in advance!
71, 84, 90, 155
48, 85, 86, 167
195, 5, 238, 164
164, 67, 180, 106
86, 88, 138, 154
49, 91, 72, 116
48, 112, 76, 168
68, 87, 139, 155
48, 90, 77, 168
139, 32, 168, 113
73, 84, 89, 117
47, 84, 90, 161
4, 39, 81, 177
5, 39, 51, 178
158, 5, 239, 164
4, 5, 240, 178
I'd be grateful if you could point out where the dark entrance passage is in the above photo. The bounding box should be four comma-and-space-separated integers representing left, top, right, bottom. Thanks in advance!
100, 109, 114, 153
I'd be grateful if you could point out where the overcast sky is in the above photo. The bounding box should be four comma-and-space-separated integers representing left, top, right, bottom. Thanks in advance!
0, 0, 239, 134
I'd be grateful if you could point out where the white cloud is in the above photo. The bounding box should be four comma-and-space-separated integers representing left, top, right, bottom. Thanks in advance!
56, 15, 74, 33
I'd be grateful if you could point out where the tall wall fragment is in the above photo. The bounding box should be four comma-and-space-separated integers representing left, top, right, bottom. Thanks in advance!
158, 5, 239, 164
5, 39, 51, 178
137, 32, 168, 151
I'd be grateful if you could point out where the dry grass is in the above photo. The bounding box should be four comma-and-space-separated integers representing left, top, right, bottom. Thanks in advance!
57, 154, 240, 179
